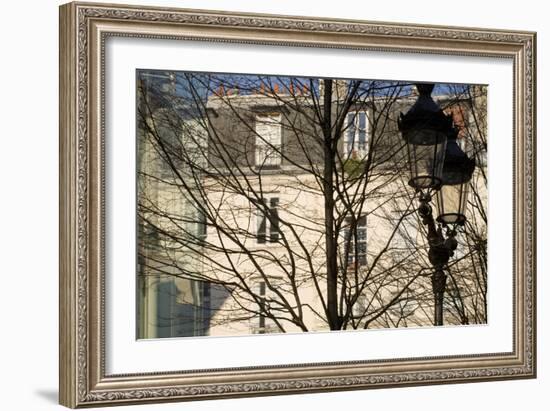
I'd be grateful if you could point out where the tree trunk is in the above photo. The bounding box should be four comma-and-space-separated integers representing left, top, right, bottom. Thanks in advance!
322, 80, 340, 330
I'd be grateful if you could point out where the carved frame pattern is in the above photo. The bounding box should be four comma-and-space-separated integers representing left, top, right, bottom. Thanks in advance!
59, 2, 536, 408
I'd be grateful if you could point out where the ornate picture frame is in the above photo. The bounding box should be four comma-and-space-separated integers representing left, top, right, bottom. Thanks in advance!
59, 2, 536, 408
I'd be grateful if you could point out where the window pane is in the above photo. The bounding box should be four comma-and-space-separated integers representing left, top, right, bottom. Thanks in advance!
269, 197, 280, 242
257, 207, 267, 244
347, 112, 356, 152
358, 112, 367, 146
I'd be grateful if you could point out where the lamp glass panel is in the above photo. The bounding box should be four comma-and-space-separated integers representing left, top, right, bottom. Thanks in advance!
406, 129, 447, 190
436, 182, 469, 225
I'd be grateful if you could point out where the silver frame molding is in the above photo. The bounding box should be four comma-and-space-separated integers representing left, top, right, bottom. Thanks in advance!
59, 2, 536, 408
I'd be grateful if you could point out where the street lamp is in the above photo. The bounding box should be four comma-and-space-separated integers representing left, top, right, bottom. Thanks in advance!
399, 83, 475, 326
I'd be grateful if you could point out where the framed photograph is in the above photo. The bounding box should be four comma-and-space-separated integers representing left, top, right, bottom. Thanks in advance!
59, 2, 536, 408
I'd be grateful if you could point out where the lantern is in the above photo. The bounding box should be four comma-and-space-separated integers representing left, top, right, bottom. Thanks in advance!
398, 84, 454, 192
435, 131, 476, 226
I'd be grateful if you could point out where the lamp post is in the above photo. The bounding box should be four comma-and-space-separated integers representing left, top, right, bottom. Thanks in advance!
399, 83, 475, 326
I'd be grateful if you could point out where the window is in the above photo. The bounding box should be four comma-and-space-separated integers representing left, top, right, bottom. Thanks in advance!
197, 208, 207, 244
257, 281, 267, 333
344, 111, 369, 159
257, 197, 280, 244
252, 279, 280, 334
342, 215, 367, 268
255, 114, 282, 168
197, 281, 211, 336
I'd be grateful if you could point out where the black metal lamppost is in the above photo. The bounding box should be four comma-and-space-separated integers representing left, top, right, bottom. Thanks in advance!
398, 83, 475, 326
